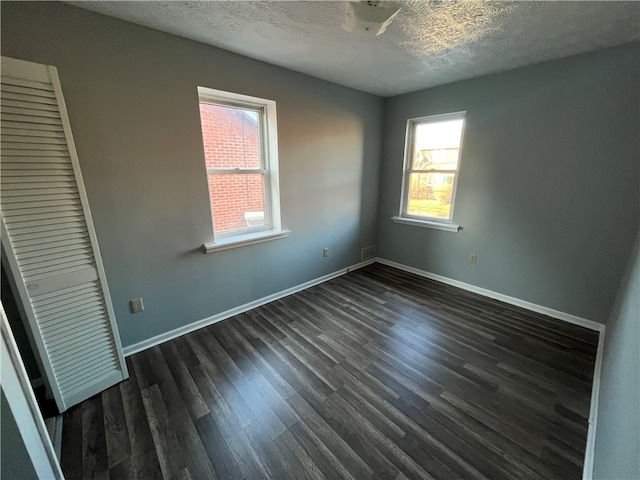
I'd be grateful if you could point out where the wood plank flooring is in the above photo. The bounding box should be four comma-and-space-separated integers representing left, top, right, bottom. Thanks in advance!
61, 263, 599, 479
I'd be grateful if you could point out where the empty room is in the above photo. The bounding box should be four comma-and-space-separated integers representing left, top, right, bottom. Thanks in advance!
1, 1, 638, 479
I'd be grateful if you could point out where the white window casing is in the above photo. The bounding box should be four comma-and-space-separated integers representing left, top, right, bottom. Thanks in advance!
392, 111, 466, 232
197, 87, 289, 253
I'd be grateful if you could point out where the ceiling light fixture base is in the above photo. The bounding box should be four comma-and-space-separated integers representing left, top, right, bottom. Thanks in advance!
343, 1, 401, 36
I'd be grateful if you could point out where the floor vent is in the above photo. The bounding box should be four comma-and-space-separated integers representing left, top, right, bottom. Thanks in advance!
361, 245, 377, 261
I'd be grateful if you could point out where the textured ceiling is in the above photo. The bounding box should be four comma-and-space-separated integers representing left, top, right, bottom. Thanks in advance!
68, 1, 640, 96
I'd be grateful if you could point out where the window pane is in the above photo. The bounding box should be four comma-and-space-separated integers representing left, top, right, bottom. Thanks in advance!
406, 172, 455, 219
208, 173, 266, 233
412, 118, 463, 170
199, 103, 261, 170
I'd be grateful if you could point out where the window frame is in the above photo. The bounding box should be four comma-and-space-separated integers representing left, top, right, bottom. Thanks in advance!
198, 86, 288, 252
395, 111, 466, 232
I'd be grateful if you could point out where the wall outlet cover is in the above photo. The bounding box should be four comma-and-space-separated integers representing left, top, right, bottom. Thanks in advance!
130, 298, 144, 313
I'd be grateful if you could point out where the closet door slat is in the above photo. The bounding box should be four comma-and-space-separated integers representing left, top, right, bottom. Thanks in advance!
1, 56, 128, 413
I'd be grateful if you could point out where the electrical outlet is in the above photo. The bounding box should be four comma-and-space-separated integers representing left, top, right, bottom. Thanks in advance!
469, 253, 477, 264
130, 297, 144, 313
323, 247, 329, 258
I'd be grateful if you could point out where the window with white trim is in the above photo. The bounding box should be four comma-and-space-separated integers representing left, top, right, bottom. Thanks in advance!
395, 112, 465, 229
198, 87, 288, 252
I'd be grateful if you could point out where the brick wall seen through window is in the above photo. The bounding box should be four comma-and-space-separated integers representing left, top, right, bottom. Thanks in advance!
199, 103, 266, 232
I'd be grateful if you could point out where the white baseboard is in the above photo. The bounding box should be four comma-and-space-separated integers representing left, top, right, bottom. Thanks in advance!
122, 258, 376, 356
375, 257, 605, 332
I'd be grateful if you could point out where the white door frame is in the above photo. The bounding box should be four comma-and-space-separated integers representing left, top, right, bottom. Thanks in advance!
1, 302, 64, 479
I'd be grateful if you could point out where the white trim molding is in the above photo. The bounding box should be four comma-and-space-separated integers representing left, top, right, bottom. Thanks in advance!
203, 229, 290, 253
375, 257, 605, 332
397, 111, 466, 226
391, 216, 460, 232
123, 258, 375, 356
1, 304, 64, 479
582, 328, 605, 480
198, 86, 284, 246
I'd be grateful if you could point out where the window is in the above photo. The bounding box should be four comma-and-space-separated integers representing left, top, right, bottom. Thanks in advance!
198, 87, 288, 252
393, 112, 465, 232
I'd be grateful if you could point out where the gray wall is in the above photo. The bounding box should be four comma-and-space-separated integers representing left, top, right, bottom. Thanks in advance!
2, 5, 639, 475
1, 4, 637, 342
593, 238, 640, 479
377, 43, 639, 323
1, 2, 384, 348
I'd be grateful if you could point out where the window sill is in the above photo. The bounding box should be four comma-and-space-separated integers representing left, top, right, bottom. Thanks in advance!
203, 229, 291, 253
391, 216, 460, 232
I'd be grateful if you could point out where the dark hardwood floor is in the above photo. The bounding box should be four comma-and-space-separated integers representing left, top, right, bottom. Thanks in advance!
61, 263, 599, 480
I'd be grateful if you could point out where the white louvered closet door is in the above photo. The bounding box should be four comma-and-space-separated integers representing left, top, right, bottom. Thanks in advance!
1, 56, 128, 412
